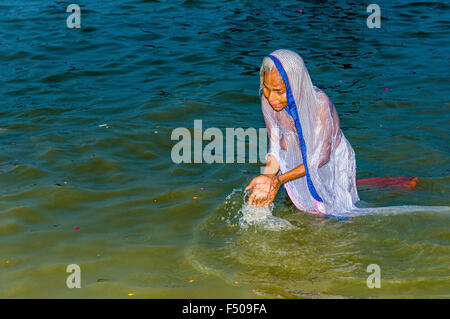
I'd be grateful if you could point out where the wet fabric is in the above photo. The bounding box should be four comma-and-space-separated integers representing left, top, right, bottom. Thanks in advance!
260, 49, 448, 218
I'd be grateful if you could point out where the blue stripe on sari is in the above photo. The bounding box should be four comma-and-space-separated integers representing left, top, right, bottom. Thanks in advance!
268, 55, 324, 203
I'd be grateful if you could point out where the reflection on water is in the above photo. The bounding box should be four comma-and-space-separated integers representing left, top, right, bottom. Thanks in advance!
0, 0, 449, 298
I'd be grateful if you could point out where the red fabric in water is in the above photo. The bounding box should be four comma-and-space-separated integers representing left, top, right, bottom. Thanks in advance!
356, 177, 418, 189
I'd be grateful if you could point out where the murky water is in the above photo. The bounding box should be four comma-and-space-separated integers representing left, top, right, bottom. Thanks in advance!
0, 0, 449, 298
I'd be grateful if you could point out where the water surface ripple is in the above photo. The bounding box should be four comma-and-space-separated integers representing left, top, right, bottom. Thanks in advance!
0, 0, 448, 298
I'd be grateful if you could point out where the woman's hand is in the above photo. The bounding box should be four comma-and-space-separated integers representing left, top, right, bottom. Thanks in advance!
245, 174, 282, 207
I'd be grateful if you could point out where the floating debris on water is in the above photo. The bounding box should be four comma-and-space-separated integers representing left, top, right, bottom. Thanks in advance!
96, 278, 108, 283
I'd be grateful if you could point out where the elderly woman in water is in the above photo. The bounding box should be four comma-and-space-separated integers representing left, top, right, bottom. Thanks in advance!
245, 49, 359, 217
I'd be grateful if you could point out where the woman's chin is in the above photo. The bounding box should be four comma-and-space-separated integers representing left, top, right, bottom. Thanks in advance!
271, 104, 286, 111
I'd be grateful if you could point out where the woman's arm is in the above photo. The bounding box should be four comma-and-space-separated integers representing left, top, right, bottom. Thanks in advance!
317, 104, 332, 168
256, 164, 305, 206
263, 154, 280, 175
246, 160, 306, 207
264, 156, 307, 183
278, 163, 305, 184
316, 92, 341, 168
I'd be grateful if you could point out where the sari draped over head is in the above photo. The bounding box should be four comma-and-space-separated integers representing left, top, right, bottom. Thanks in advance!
260, 49, 359, 218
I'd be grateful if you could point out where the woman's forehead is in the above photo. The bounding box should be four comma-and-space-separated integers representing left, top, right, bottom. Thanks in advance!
264, 69, 285, 88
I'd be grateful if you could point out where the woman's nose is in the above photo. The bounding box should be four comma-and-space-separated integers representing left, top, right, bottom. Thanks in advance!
268, 91, 278, 102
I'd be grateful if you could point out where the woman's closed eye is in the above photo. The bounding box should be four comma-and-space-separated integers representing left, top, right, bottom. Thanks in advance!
264, 84, 284, 94
264, 88, 285, 96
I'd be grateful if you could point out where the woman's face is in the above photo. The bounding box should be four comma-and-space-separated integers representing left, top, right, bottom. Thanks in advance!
263, 69, 288, 112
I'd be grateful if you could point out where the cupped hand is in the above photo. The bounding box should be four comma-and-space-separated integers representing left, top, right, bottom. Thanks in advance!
245, 174, 281, 207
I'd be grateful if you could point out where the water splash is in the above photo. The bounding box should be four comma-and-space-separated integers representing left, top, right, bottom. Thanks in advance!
225, 189, 294, 231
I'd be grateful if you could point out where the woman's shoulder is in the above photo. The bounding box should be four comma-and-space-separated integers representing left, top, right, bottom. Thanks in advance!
313, 86, 330, 104
313, 85, 325, 95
